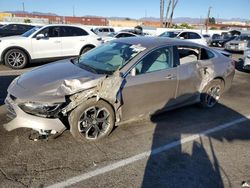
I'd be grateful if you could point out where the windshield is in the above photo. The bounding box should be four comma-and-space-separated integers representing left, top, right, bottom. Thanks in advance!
1, 24, 13, 30
22, 26, 41, 37
159, 31, 179, 38
76, 42, 146, 74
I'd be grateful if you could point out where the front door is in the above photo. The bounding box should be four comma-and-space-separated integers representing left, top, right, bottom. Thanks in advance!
31, 26, 62, 59
121, 46, 178, 121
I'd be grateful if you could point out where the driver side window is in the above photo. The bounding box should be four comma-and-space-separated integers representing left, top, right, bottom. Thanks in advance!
134, 47, 173, 75
36, 27, 60, 38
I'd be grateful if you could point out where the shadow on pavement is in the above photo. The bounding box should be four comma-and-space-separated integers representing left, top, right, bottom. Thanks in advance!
142, 96, 249, 188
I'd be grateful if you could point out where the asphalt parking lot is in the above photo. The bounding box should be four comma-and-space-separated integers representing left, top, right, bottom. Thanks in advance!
0, 51, 250, 188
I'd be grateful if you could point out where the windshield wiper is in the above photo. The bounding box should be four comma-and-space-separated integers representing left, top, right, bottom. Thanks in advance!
78, 64, 98, 74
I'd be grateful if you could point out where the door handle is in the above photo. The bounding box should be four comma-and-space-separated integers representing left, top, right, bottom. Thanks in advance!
165, 74, 176, 80
54, 41, 61, 43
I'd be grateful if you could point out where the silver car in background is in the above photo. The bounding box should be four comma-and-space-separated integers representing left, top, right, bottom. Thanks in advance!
225, 33, 250, 52
243, 40, 250, 70
4, 37, 235, 141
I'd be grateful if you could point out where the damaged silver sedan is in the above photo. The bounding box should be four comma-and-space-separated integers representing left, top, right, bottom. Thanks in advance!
4, 37, 235, 141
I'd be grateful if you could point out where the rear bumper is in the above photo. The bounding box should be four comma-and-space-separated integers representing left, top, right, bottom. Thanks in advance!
3, 95, 66, 133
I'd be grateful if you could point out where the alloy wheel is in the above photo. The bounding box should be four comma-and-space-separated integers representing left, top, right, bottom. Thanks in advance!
78, 106, 111, 140
7, 51, 26, 68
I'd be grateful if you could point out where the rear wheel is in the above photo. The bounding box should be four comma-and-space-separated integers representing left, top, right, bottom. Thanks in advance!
200, 79, 224, 108
69, 99, 115, 142
4, 49, 28, 69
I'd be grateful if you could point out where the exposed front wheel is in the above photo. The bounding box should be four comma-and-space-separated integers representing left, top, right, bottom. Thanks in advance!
200, 79, 224, 108
69, 99, 115, 142
4, 49, 28, 69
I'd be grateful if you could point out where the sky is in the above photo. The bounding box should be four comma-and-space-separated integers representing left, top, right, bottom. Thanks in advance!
0, 0, 249, 20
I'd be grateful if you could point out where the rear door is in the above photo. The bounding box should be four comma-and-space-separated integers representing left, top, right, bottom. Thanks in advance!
31, 26, 62, 59
174, 46, 215, 103
121, 46, 178, 121
61, 26, 89, 56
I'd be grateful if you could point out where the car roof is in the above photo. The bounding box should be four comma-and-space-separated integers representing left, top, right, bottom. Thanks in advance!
114, 36, 204, 49
40, 24, 95, 35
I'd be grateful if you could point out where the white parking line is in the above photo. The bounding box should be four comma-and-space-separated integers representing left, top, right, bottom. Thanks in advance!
47, 115, 250, 188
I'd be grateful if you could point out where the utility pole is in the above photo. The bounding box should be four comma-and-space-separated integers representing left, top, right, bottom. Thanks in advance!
22, 2, 25, 12
206, 6, 212, 33
160, 0, 164, 27
73, 6, 75, 17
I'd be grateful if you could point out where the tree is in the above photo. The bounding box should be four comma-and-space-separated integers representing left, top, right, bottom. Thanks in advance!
209, 17, 216, 24
168, 0, 178, 28
24, 19, 31, 23
164, 0, 172, 27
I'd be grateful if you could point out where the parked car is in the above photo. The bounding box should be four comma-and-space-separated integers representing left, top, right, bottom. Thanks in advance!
0, 23, 35, 37
0, 24, 103, 69
159, 30, 207, 46
158, 30, 180, 38
102, 31, 138, 42
210, 34, 236, 47
202, 34, 210, 44
243, 40, 250, 70
225, 33, 250, 52
4, 37, 235, 141
177, 31, 207, 46
92, 27, 115, 36
207, 33, 220, 46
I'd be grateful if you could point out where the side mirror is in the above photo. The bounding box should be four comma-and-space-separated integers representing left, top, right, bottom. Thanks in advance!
178, 36, 184, 40
36, 33, 45, 40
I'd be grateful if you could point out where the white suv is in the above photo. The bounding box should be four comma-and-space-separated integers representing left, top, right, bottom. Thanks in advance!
0, 24, 103, 69
176, 31, 207, 46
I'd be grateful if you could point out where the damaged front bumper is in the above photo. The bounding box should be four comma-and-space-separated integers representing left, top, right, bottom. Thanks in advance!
3, 95, 66, 133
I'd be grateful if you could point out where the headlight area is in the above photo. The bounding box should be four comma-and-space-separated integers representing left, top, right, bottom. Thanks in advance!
18, 102, 62, 118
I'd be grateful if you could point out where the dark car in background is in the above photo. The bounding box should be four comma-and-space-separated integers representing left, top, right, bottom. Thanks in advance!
0, 23, 35, 37
210, 34, 236, 47
159, 30, 180, 38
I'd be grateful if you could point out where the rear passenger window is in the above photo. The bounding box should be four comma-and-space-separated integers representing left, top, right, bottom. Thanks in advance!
189, 32, 201, 39
177, 46, 215, 64
200, 49, 215, 60
61, 26, 88, 37
177, 46, 199, 64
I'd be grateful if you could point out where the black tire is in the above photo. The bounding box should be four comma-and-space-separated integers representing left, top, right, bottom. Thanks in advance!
200, 79, 224, 108
4, 49, 28, 69
69, 98, 115, 142
80, 46, 94, 55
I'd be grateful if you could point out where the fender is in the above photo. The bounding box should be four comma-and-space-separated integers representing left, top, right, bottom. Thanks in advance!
1, 46, 32, 64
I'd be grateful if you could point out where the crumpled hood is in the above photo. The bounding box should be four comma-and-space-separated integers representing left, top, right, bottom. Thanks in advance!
9, 59, 104, 103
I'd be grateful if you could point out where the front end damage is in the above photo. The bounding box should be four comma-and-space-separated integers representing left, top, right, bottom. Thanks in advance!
4, 71, 124, 140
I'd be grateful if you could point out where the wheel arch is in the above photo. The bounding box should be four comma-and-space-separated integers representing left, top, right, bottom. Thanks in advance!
1, 46, 31, 65
79, 44, 96, 55
213, 76, 225, 89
